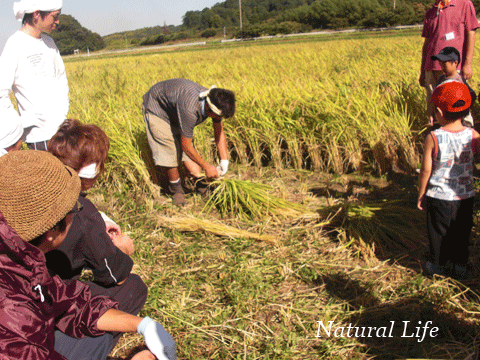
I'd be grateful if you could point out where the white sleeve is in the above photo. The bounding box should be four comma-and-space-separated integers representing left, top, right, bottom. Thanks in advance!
0, 38, 44, 129
54, 47, 69, 119
0, 40, 22, 126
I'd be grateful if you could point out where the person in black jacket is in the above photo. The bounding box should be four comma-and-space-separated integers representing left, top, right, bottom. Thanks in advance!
46, 119, 148, 348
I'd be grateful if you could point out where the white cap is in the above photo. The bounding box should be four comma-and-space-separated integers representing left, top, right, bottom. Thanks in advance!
14, 0, 63, 21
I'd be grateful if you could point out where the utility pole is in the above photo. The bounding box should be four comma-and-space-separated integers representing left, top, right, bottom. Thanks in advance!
239, 0, 243, 30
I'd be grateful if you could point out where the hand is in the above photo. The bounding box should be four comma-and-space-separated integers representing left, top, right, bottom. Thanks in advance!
137, 317, 177, 360
204, 163, 219, 179
216, 159, 229, 176
112, 234, 135, 256
131, 350, 156, 360
105, 221, 121, 240
419, 71, 426, 88
417, 194, 426, 211
462, 64, 473, 81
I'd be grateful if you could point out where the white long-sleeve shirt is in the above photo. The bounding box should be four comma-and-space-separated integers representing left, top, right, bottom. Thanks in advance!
0, 31, 69, 143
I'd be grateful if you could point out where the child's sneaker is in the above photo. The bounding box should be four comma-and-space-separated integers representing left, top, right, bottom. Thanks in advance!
422, 261, 445, 276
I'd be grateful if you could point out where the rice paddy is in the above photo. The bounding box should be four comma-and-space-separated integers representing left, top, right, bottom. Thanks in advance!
66, 31, 480, 359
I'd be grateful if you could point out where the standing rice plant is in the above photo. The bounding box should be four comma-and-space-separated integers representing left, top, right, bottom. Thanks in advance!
65, 34, 426, 192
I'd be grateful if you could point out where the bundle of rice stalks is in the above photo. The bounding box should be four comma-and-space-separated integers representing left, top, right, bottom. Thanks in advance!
203, 178, 308, 220
318, 200, 425, 256
156, 215, 276, 243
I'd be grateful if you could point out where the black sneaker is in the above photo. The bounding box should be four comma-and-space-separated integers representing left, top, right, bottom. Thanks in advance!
168, 182, 186, 207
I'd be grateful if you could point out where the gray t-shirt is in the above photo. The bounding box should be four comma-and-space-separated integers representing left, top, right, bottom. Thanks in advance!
143, 78, 208, 138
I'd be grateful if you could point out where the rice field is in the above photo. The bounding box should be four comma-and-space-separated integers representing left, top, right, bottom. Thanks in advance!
66, 32, 480, 359
66, 33, 434, 191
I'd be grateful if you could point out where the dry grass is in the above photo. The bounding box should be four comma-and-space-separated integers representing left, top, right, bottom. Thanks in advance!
85, 166, 480, 360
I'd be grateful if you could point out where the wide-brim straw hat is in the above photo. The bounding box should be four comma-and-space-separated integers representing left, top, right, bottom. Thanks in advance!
0, 150, 80, 242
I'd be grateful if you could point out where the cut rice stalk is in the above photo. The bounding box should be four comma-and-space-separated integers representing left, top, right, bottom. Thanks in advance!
203, 178, 308, 219
156, 215, 276, 243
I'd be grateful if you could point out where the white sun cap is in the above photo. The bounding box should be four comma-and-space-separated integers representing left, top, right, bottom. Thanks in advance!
14, 0, 63, 21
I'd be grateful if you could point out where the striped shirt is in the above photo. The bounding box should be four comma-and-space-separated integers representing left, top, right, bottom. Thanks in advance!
143, 78, 208, 138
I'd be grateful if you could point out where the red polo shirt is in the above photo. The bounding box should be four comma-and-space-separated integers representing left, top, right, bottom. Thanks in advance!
422, 0, 479, 71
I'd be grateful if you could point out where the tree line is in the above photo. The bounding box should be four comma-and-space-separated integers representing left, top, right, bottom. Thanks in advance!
182, 0, 480, 37
50, 15, 104, 55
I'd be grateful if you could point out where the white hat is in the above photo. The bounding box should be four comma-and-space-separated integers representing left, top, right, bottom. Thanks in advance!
13, 0, 63, 22
0, 120, 22, 157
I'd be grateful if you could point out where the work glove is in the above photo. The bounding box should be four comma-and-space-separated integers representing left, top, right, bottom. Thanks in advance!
137, 317, 177, 360
216, 159, 229, 176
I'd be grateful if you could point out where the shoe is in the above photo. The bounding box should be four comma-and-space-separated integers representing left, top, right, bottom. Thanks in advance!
194, 177, 210, 199
422, 261, 445, 276
454, 264, 468, 281
168, 181, 186, 207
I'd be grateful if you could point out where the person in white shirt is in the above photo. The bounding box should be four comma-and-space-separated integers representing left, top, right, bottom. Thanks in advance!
0, 0, 69, 151
0, 119, 23, 157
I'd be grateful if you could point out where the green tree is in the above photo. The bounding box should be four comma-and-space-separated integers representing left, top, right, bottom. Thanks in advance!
50, 14, 104, 55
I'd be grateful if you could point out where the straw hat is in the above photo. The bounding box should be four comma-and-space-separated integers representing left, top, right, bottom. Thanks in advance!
0, 150, 80, 241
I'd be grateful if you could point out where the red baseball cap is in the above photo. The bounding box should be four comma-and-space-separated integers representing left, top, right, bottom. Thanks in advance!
430, 80, 472, 113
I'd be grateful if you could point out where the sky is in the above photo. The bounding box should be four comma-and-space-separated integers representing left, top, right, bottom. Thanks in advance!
0, 0, 222, 49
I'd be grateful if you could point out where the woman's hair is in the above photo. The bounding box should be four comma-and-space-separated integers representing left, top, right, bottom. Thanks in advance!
48, 119, 110, 175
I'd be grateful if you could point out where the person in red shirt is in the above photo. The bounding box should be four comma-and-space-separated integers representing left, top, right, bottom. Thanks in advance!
419, 0, 479, 125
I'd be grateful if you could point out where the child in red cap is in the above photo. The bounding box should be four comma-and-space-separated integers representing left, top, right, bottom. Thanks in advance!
418, 81, 480, 279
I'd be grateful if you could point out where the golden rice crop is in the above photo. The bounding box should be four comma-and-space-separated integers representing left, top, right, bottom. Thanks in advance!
64, 34, 438, 192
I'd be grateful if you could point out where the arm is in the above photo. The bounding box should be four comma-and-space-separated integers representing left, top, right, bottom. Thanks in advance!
97, 310, 176, 360
419, 37, 429, 88
180, 135, 219, 179
418, 134, 435, 210
213, 120, 228, 161
461, 30, 476, 80
54, 48, 69, 119
80, 199, 134, 286
472, 129, 480, 162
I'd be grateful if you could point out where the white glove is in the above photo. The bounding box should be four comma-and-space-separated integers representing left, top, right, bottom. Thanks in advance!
216, 159, 229, 176
137, 317, 177, 360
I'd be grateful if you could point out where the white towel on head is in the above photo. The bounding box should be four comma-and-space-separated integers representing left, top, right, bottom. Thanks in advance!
0, 119, 22, 156
13, 0, 62, 21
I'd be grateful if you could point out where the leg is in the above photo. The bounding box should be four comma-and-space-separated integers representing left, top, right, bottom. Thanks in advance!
85, 274, 148, 348
425, 70, 444, 125
143, 109, 186, 206
426, 197, 451, 267
54, 331, 113, 360
449, 198, 473, 265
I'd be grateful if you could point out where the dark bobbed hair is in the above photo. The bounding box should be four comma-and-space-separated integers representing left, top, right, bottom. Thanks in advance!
209, 88, 236, 119
47, 119, 110, 175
